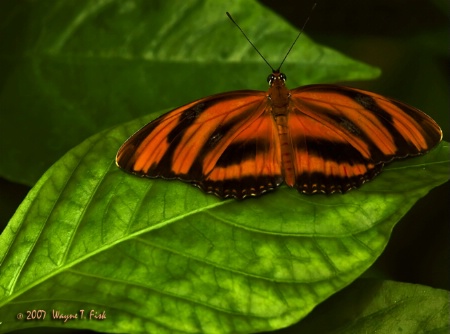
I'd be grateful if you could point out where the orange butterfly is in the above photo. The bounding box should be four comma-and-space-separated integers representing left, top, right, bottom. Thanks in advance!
116, 14, 442, 199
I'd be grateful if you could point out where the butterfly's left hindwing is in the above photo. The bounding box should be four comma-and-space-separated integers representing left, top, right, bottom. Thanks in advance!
116, 91, 284, 199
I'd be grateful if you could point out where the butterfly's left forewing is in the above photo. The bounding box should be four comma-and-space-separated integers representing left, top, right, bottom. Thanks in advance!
116, 91, 284, 199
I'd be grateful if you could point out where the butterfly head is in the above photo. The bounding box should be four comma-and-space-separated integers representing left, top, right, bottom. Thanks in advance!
267, 71, 287, 86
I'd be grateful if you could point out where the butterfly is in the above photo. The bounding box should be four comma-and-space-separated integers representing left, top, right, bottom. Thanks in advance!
116, 13, 442, 200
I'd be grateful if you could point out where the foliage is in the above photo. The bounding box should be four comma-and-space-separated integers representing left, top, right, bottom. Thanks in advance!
0, 1, 448, 333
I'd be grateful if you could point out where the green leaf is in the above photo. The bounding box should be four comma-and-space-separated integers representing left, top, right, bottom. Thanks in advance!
0, 0, 379, 186
295, 279, 450, 333
0, 111, 448, 333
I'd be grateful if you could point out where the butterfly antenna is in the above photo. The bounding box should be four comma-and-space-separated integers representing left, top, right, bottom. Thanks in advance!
226, 12, 275, 72
277, 2, 317, 71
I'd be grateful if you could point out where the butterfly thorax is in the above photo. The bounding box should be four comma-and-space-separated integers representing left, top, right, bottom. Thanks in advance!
267, 71, 290, 114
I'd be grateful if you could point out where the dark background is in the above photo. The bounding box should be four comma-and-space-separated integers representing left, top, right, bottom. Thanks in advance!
3, 0, 448, 333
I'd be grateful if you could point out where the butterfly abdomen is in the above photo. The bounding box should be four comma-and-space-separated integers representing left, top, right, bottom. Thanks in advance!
275, 115, 296, 187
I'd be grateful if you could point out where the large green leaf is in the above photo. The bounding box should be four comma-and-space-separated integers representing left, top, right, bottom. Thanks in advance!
0, 0, 379, 186
0, 110, 448, 333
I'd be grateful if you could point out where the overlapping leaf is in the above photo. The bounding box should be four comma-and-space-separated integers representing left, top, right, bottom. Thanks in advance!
296, 279, 450, 333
